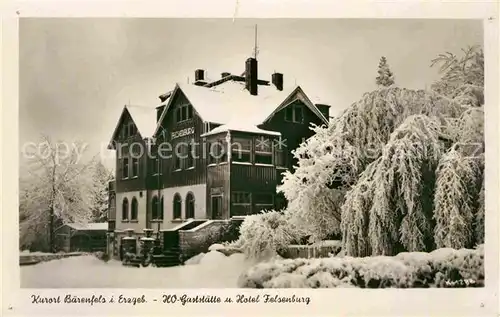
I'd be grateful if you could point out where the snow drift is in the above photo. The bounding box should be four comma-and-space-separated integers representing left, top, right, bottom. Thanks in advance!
238, 245, 484, 288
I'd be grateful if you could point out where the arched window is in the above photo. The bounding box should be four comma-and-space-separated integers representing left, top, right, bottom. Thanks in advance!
131, 197, 138, 220
122, 198, 129, 221
173, 194, 182, 219
152, 196, 159, 220
185, 192, 195, 219
109, 195, 116, 219
159, 196, 164, 220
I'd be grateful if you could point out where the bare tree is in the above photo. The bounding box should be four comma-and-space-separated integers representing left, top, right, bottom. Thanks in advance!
19, 135, 109, 252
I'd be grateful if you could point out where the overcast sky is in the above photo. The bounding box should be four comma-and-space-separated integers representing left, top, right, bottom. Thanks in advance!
19, 18, 483, 168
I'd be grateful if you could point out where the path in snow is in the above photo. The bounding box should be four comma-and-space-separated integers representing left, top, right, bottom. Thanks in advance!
21, 251, 253, 288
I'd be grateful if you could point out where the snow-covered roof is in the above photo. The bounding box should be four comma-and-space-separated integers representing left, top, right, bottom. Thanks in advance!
107, 104, 157, 149
66, 222, 108, 231
156, 81, 326, 136
201, 121, 282, 137
125, 105, 157, 138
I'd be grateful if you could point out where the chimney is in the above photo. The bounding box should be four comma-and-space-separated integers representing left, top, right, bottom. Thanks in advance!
194, 69, 205, 82
315, 104, 331, 119
245, 58, 258, 96
221, 72, 231, 78
272, 72, 283, 91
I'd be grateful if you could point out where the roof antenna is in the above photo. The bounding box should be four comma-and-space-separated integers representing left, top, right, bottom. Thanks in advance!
253, 24, 259, 60
187, 76, 190, 84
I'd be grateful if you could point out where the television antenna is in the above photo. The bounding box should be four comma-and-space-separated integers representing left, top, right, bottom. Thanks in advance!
253, 24, 259, 60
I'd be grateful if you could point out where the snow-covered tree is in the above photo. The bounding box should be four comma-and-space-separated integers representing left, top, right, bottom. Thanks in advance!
234, 210, 307, 260
89, 161, 114, 222
280, 88, 463, 245
431, 46, 484, 107
19, 135, 110, 252
237, 45, 484, 259
282, 46, 483, 256
375, 56, 395, 87
475, 178, 485, 244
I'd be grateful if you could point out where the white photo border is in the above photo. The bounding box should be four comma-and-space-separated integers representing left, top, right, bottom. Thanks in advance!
1, 1, 499, 316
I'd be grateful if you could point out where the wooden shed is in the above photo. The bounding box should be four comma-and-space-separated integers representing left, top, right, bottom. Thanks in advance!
54, 222, 108, 253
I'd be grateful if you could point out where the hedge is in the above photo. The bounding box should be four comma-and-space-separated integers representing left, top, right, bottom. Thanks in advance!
238, 245, 484, 288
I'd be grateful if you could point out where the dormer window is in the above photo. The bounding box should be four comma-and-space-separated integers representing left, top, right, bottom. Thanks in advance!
122, 122, 137, 139
175, 104, 193, 123
285, 103, 304, 123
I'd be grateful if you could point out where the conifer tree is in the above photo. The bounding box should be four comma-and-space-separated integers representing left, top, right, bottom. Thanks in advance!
375, 56, 395, 87
235, 46, 484, 258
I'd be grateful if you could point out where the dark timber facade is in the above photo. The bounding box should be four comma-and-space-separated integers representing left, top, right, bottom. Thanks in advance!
107, 57, 330, 236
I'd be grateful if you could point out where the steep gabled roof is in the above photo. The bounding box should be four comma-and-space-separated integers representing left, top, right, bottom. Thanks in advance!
126, 105, 157, 137
154, 80, 328, 137
201, 122, 282, 137
261, 86, 329, 124
107, 105, 157, 149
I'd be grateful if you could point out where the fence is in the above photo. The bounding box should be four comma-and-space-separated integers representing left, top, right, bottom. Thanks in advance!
279, 241, 342, 259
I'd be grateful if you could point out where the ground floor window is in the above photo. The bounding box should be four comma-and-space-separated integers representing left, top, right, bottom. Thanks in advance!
254, 192, 274, 211
231, 192, 252, 216
185, 192, 195, 219
122, 198, 129, 221
173, 193, 182, 219
232, 192, 251, 205
211, 195, 223, 219
131, 197, 138, 220
152, 195, 164, 220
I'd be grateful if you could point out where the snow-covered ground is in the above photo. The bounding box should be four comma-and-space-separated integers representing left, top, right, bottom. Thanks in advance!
21, 251, 253, 288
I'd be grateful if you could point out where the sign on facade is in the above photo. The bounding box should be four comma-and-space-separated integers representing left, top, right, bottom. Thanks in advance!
210, 187, 223, 195
171, 127, 195, 140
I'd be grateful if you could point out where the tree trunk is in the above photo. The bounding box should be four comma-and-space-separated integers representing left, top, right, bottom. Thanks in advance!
49, 206, 54, 253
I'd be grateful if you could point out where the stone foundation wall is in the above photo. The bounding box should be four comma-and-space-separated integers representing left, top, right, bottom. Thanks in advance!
179, 219, 242, 261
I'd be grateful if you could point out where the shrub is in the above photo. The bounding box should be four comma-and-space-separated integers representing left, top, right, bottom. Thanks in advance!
238, 245, 484, 288
94, 251, 110, 262
235, 210, 307, 260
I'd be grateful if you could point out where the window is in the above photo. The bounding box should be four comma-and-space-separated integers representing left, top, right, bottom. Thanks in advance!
254, 193, 274, 208
109, 196, 116, 220
173, 194, 182, 219
152, 196, 159, 220
122, 198, 129, 221
275, 148, 286, 167
173, 152, 182, 170
185, 192, 195, 219
285, 103, 304, 123
231, 138, 251, 163
209, 141, 227, 165
232, 192, 251, 205
131, 197, 138, 221
175, 104, 193, 123
152, 157, 160, 175
122, 158, 129, 179
123, 122, 136, 138
255, 136, 273, 165
128, 123, 136, 137
131, 158, 139, 177
121, 126, 127, 139
186, 143, 195, 168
